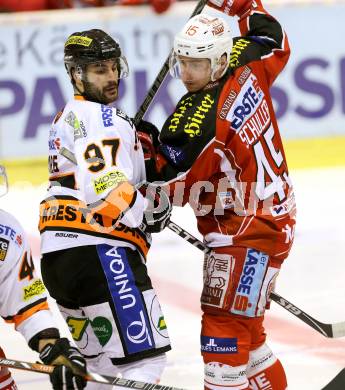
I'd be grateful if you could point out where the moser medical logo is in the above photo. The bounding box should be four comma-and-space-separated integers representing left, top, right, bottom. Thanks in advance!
201, 336, 238, 354
93, 170, 127, 195
23, 279, 46, 301
98, 245, 154, 354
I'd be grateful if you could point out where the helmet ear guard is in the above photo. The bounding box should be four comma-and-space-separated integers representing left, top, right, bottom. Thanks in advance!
170, 13, 233, 82
0, 165, 8, 197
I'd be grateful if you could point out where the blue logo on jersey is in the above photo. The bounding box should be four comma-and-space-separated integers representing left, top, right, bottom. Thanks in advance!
201, 336, 238, 354
101, 105, 114, 127
0, 224, 17, 240
231, 86, 261, 130
231, 248, 269, 317
97, 245, 154, 354
160, 144, 184, 165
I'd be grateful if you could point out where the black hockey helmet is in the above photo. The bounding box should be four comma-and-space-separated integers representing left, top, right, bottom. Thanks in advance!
64, 29, 129, 80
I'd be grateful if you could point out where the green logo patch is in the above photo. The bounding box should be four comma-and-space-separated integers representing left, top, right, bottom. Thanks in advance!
91, 317, 112, 346
157, 316, 167, 331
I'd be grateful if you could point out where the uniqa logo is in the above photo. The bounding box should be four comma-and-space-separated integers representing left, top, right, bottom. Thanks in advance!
126, 310, 152, 346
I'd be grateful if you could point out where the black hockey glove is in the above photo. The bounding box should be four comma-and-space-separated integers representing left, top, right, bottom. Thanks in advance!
139, 183, 172, 233
39, 338, 87, 390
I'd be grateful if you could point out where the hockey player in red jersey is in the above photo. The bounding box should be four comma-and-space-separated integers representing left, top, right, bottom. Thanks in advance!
0, 165, 87, 389
137, 1, 295, 389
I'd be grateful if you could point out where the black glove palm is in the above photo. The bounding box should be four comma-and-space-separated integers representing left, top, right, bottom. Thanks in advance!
139, 183, 172, 233
39, 338, 87, 390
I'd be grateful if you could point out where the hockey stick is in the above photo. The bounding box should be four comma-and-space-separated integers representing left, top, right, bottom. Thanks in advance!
167, 221, 345, 339
132, 0, 208, 126
321, 368, 345, 390
59, 0, 208, 162
0, 358, 185, 390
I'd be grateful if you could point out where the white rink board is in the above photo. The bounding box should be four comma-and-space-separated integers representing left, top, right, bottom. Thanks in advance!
1, 2, 345, 159
0, 166, 344, 389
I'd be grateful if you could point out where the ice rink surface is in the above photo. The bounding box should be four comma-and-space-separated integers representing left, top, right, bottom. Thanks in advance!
0, 166, 344, 389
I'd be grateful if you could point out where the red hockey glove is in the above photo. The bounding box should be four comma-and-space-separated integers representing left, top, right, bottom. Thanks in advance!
207, 0, 254, 17
0, 347, 18, 390
138, 131, 157, 162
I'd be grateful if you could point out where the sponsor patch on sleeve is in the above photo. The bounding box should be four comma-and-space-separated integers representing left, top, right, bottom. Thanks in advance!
23, 279, 46, 301
0, 237, 9, 261
93, 170, 127, 195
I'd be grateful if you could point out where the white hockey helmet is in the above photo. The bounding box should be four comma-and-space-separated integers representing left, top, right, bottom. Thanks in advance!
0, 165, 8, 197
169, 13, 233, 81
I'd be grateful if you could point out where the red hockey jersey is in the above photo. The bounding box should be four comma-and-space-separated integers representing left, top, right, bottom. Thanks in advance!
155, 3, 296, 261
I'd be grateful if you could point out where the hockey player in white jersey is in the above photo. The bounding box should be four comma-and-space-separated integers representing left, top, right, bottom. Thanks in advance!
38, 29, 171, 388
0, 165, 87, 389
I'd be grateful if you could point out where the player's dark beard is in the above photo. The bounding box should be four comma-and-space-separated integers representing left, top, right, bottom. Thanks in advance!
82, 80, 118, 105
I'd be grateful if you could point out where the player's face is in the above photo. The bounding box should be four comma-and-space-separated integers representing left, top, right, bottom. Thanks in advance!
84, 59, 119, 104
178, 56, 212, 93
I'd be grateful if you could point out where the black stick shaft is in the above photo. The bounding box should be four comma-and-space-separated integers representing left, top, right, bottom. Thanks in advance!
0, 358, 185, 389
167, 221, 345, 338
133, 0, 208, 127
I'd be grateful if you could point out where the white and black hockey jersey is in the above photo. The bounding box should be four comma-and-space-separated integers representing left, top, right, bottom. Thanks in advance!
39, 96, 150, 257
0, 209, 56, 344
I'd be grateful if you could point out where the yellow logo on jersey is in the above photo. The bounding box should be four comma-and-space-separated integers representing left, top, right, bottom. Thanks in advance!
66, 317, 89, 342
65, 36, 93, 47
229, 38, 250, 68
93, 170, 127, 195
23, 279, 46, 301
0, 238, 9, 262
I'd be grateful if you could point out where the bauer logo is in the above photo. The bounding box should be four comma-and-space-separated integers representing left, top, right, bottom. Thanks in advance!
231, 249, 269, 317
0, 238, 9, 261
201, 336, 237, 354
101, 105, 114, 127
